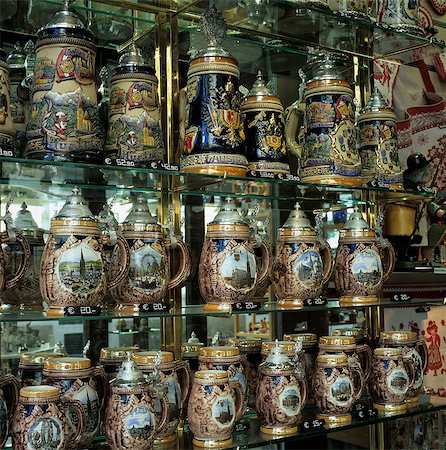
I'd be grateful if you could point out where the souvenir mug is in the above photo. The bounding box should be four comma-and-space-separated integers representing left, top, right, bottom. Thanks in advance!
181, 332, 204, 372
105, 44, 164, 164
25, 0, 103, 161
0, 49, 16, 154
241, 71, 289, 175
378, 331, 428, 404
199, 198, 271, 312
99, 346, 140, 381
181, 7, 246, 176
42, 357, 107, 448
133, 351, 191, 444
12, 385, 84, 450
370, 348, 415, 415
187, 370, 244, 448
272, 203, 333, 308
313, 353, 364, 424
257, 343, 307, 435
110, 196, 191, 310
0, 373, 19, 449
105, 357, 169, 450
376, 0, 423, 35
333, 207, 395, 304
40, 188, 130, 315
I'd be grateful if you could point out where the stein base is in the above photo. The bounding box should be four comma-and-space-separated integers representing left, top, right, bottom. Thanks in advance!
302, 175, 363, 187
260, 425, 298, 435
373, 402, 407, 416
203, 303, 232, 313
192, 437, 233, 448
0, 303, 43, 312
155, 433, 177, 445
45, 306, 67, 317
339, 295, 379, 305
277, 299, 304, 309
406, 396, 419, 405
183, 165, 247, 177
316, 413, 352, 425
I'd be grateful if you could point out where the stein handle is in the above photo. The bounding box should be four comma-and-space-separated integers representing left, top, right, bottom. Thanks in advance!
168, 238, 192, 290
255, 238, 272, 296
417, 338, 429, 374
357, 344, 373, 383
284, 100, 304, 158
381, 238, 395, 283
403, 357, 417, 390
63, 399, 85, 448
229, 380, 244, 423
107, 235, 130, 290
298, 374, 307, 412
321, 241, 334, 285
2, 232, 31, 290
0, 374, 19, 448
349, 365, 365, 401
178, 86, 187, 152
157, 391, 170, 433
92, 366, 108, 417
176, 360, 192, 406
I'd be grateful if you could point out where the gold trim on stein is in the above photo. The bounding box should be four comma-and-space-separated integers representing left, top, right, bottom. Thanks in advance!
373, 402, 407, 415
182, 155, 248, 176
260, 425, 298, 435
316, 413, 352, 424
248, 161, 290, 174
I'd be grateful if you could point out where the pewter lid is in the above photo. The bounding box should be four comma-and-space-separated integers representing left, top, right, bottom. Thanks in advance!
182, 332, 204, 354
122, 197, 157, 226
118, 43, 149, 68
343, 207, 369, 231
54, 187, 95, 221
13, 203, 39, 232
210, 198, 246, 226
6, 42, 25, 69
309, 54, 345, 83
281, 203, 313, 230
97, 203, 118, 232
362, 87, 391, 113
262, 340, 294, 370
39, 0, 90, 35
111, 355, 148, 387
248, 71, 273, 97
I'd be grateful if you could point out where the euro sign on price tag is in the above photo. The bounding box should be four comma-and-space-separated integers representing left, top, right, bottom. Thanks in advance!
303, 298, 327, 307
391, 293, 412, 302
232, 302, 261, 312
299, 418, 325, 433
139, 303, 170, 313
64, 306, 101, 317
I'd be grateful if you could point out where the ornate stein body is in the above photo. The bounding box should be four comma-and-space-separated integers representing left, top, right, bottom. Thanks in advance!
199, 198, 271, 312
12, 385, 84, 450
0, 373, 19, 449
42, 357, 107, 448
187, 370, 243, 448
0, 50, 16, 154
313, 353, 364, 425
105, 44, 164, 164
378, 331, 427, 404
257, 344, 307, 435
333, 208, 395, 304
272, 203, 333, 308
25, 1, 103, 161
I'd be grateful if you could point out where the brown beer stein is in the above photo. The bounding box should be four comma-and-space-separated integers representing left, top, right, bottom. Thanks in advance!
0, 373, 19, 449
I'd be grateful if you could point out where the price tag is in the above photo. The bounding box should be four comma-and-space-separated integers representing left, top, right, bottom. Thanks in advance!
352, 407, 378, 420
150, 161, 179, 171
64, 306, 102, 317
103, 158, 179, 171
416, 185, 435, 194
0, 148, 16, 158
299, 418, 325, 433
391, 293, 412, 302
248, 170, 300, 182
232, 302, 261, 312
234, 422, 250, 432
104, 157, 136, 168
367, 180, 388, 188
139, 303, 170, 313
303, 297, 327, 307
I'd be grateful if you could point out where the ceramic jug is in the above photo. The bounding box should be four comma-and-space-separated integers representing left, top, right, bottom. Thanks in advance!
376, 0, 423, 35
0, 49, 16, 155
105, 357, 169, 450
25, 0, 103, 161
358, 88, 403, 188
132, 351, 191, 444
0, 373, 19, 449
257, 343, 307, 435
333, 207, 395, 304
105, 44, 164, 164
272, 203, 333, 308
199, 198, 271, 312
110, 196, 191, 311
99, 346, 140, 381
187, 370, 244, 448
378, 331, 428, 404
370, 348, 415, 416
181, 332, 204, 372
40, 187, 130, 315
12, 385, 84, 450
181, 7, 246, 176
285, 55, 361, 186
42, 357, 107, 448
313, 353, 364, 425
241, 71, 289, 175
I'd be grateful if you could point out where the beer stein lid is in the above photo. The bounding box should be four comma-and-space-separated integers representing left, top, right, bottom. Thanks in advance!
54, 187, 96, 221
362, 87, 392, 113
122, 196, 157, 226
111, 355, 148, 387
281, 203, 313, 230
228, 337, 262, 349
19, 350, 67, 365
133, 351, 174, 364
332, 328, 365, 340
44, 357, 91, 371
97, 203, 119, 233
316, 353, 348, 364
262, 340, 297, 353
117, 43, 152, 70
20, 385, 60, 398
247, 71, 273, 97
182, 332, 204, 353
195, 370, 228, 379
262, 341, 294, 369
374, 347, 403, 357
319, 335, 356, 346
199, 346, 240, 357
100, 346, 140, 360
379, 330, 417, 341
284, 333, 318, 344
6, 42, 25, 69
309, 54, 345, 83
343, 207, 369, 231
210, 198, 246, 226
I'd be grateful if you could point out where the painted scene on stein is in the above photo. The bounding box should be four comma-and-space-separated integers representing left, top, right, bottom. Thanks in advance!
70, 385, 99, 434
28, 418, 63, 450
220, 246, 257, 291
351, 249, 383, 287
125, 405, 154, 439
330, 377, 353, 406
295, 249, 323, 288
212, 396, 235, 426
128, 246, 166, 291
388, 369, 409, 394
279, 387, 301, 416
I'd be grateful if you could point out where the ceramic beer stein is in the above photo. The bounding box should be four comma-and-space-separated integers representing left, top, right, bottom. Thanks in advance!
133, 351, 191, 444
25, 0, 103, 161
181, 332, 204, 372
261, 340, 301, 361
0, 373, 19, 449
187, 370, 244, 448
0, 49, 16, 155
110, 196, 191, 310
376, 0, 423, 35
241, 71, 289, 175
181, 7, 246, 176
105, 44, 164, 164
40, 188, 130, 315
313, 353, 364, 424
105, 357, 169, 450
358, 88, 403, 188
378, 331, 428, 404
12, 385, 84, 450
99, 346, 140, 382
333, 207, 395, 304
285, 55, 361, 186
257, 343, 307, 435
199, 198, 271, 312
42, 357, 107, 448
272, 203, 333, 308
370, 348, 415, 416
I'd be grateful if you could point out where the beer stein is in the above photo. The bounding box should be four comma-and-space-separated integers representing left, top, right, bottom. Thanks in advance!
187, 370, 244, 448
376, 0, 423, 35
105, 357, 169, 450
110, 196, 191, 310
261, 340, 301, 361
199, 198, 271, 312
333, 207, 395, 304
181, 332, 204, 372
43, 357, 107, 448
257, 343, 307, 435
272, 203, 333, 308
40, 187, 130, 315
133, 351, 191, 444
105, 44, 164, 164
370, 348, 415, 416
241, 71, 289, 175
12, 385, 84, 450
99, 346, 140, 381
378, 331, 428, 404
0, 373, 19, 449
0, 49, 16, 154
358, 87, 403, 188
181, 7, 246, 176
25, 0, 103, 161
313, 353, 364, 425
